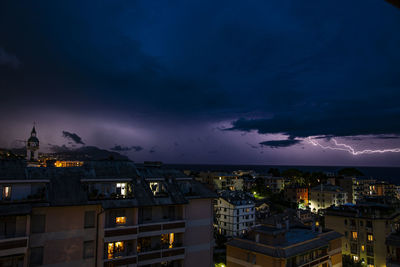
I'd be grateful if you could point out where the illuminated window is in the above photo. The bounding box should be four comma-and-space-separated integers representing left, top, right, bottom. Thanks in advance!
116, 183, 127, 196
352, 232, 358, 240
149, 182, 167, 196
161, 233, 175, 249
2, 186, 11, 200
316, 221, 320, 227
169, 233, 174, 248
353, 255, 359, 261
116, 216, 126, 225
361, 245, 365, 251
368, 234, 373, 242
107, 243, 114, 259
107, 241, 125, 259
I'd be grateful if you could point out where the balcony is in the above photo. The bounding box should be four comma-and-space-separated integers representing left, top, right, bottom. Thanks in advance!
296, 254, 329, 267
138, 247, 185, 265
104, 220, 185, 243
104, 226, 138, 242
104, 239, 136, 266
0, 236, 28, 257
138, 220, 186, 237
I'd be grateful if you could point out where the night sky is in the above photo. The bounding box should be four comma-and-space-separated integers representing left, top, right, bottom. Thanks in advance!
1, 1, 400, 166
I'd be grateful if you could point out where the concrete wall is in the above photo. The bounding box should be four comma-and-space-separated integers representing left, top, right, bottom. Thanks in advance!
184, 198, 213, 267
227, 245, 285, 267
30, 205, 100, 267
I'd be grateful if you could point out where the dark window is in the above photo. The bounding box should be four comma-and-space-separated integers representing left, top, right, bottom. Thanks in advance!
31, 215, 45, 233
30, 247, 44, 266
83, 241, 94, 259
360, 220, 363, 227
344, 219, 347, 225
367, 257, 374, 265
0, 216, 16, 238
351, 243, 358, 254
84, 211, 95, 228
367, 245, 374, 256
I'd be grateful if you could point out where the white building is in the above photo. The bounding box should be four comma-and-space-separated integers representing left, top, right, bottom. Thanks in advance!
216, 191, 255, 237
262, 176, 288, 193
309, 184, 348, 213
213, 174, 244, 191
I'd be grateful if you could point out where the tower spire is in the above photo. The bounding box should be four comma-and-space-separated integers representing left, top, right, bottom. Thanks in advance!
27, 123, 39, 163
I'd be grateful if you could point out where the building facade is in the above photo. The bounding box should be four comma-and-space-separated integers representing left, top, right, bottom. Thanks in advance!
226, 224, 343, 267
284, 185, 309, 205
0, 160, 215, 267
309, 184, 348, 213
213, 174, 244, 191
325, 203, 400, 267
215, 191, 255, 237
262, 176, 287, 193
386, 232, 400, 267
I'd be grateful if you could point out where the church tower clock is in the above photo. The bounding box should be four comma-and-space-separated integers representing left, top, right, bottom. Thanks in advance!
27, 125, 39, 162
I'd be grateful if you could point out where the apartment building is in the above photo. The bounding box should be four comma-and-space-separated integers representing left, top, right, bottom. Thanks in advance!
262, 176, 287, 193
386, 232, 400, 267
213, 174, 244, 191
283, 184, 308, 205
309, 184, 348, 213
226, 224, 343, 267
354, 178, 377, 203
374, 181, 397, 198
215, 191, 255, 237
196, 172, 244, 191
0, 160, 215, 267
325, 203, 400, 267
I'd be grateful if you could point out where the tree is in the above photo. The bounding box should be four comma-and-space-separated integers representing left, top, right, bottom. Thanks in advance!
342, 255, 363, 267
338, 168, 364, 177
281, 168, 303, 178
267, 168, 280, 177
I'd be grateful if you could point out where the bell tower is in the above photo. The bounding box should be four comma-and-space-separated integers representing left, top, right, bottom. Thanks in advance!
27, 124, 40, 162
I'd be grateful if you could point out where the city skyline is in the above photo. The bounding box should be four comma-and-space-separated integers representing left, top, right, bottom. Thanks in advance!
1, 1, 400, 166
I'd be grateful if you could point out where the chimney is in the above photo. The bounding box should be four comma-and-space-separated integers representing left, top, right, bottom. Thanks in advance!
255, 234, 260, 243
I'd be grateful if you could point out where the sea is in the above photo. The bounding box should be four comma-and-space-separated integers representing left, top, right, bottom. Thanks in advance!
164, 164, 400, 185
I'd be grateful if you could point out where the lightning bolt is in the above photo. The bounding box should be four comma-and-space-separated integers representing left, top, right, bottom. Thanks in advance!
306, 137, 400, 155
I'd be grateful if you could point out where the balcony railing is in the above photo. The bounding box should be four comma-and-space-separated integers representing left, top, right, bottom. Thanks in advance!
104, 220, 186, 239
104, 255, 137, 267
0, 236, 28, 252
297, 254, 329, 267
104, 226, 138, 238
138, 246, 185, 264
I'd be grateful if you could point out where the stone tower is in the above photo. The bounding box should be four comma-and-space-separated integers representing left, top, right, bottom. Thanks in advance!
27, 125, 39, 162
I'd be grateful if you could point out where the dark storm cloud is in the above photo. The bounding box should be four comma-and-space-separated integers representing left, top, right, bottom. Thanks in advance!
48, 144, 70, 153
62, 131, 85, 145
110, 145, 143, 152
259, 139, 302, 148
1, 0, 400, 146
0, 47, 20, 69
